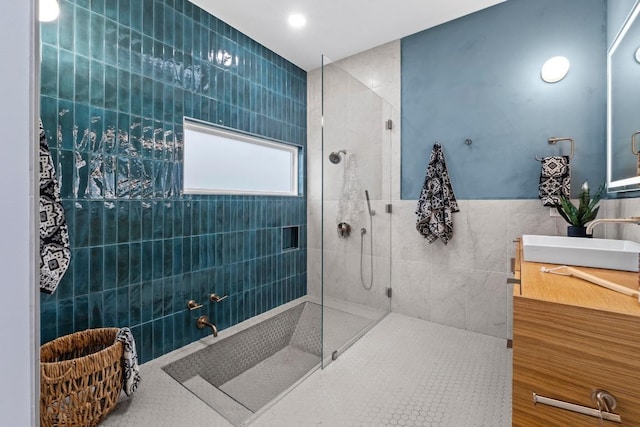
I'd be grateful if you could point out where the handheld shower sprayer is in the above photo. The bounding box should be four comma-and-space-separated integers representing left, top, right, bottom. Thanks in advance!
364, 190, 375, 216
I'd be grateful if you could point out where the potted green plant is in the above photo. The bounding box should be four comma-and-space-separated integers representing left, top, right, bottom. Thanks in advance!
554, 181, 605, 237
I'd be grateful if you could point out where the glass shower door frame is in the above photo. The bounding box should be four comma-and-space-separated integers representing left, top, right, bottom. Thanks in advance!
320, 55, 393, 367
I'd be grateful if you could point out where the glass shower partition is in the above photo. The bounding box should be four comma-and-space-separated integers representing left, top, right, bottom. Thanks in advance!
319, 56, 394, 366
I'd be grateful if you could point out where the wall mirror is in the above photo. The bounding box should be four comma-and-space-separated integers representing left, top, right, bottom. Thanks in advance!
608, 1, 640, 191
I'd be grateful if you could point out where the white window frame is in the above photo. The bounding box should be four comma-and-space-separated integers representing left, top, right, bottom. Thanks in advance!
183, 118, 300, 196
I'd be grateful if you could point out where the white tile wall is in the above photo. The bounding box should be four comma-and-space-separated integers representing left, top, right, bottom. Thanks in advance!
306, 41, 399, 311
391, 200, 560, 339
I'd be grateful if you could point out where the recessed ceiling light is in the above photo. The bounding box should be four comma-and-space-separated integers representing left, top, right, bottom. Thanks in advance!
288, 13, 306, 29
39, 0, 60, 22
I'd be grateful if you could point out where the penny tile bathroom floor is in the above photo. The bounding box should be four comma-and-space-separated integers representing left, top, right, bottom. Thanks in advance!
102, 312, 511, 427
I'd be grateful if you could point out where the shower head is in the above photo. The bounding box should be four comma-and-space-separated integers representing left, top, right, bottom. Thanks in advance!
328, 149, 347, 164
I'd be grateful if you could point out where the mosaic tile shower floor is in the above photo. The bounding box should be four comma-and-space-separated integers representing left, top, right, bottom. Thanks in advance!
102, 313, 511, 426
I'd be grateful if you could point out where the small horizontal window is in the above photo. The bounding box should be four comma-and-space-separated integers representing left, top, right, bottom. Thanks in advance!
183, 118, 300, 196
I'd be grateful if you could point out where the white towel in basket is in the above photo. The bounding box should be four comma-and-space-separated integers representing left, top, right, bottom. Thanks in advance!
116, 327, 141, 396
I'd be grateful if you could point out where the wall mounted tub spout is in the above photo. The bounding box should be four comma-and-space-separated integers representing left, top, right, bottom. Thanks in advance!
197, 315, 218, 337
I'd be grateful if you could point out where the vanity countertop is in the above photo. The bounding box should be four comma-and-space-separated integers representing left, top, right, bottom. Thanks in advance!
515, 239, 640, 316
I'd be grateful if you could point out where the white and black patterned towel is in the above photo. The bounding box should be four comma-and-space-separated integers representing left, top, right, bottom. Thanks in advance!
39, 119, 71, 294
538, 155, 570, 206
416, 143, 459, 244
116, 327, 141, 396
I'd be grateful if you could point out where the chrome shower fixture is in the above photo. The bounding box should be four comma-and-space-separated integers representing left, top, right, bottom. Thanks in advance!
328, 149, 347, 164
364, 190, 375, 216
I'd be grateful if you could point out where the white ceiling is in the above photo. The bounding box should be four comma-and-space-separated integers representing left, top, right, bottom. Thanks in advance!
190, 0, 507, 71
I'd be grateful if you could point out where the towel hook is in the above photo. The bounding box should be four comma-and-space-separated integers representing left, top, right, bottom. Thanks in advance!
631, 131, 640, 155
535, 137, 575, 161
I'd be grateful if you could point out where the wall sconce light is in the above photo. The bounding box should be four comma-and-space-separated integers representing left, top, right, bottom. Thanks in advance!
540, 56, 570, 83
635, 47, 640, 63
39, 0, 60, 22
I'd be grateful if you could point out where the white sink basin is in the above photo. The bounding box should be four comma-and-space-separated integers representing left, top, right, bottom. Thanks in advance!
522, 235, 640, 272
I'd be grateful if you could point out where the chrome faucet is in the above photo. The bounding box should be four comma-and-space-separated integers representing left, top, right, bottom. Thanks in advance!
585, 217, 640, 235
197, 315, 218, 337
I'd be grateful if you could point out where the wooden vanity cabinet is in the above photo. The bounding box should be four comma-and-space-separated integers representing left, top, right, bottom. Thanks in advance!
512, 241, 640, 426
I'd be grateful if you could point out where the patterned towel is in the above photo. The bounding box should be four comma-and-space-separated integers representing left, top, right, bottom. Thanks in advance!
116, 327, 141, 396
39, 119, 71, 294
538, 155, 570, 206
416, 143, 459, 244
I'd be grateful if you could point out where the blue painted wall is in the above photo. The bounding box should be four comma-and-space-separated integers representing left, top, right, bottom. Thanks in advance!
401, 0, 606, 200
40, 0, 307, 363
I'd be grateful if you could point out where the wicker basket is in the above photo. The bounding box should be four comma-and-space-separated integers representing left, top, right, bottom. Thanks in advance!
40, 328, 124, 427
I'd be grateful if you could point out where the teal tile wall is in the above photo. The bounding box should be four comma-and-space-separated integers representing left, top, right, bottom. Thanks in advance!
40, 0, 307, 363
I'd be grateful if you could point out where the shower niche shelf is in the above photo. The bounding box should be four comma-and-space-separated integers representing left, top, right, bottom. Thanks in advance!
282, 226, 299, 251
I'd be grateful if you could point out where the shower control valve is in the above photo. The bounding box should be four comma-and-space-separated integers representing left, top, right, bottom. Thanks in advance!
337, 222, 352, 238
210, 293, 229, 303
187, 300, 203, 310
